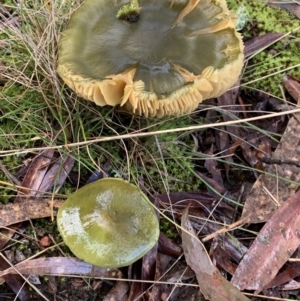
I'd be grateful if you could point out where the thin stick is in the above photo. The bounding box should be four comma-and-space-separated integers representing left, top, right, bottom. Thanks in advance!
202, 217, 248, 242
2, 108, 300, 157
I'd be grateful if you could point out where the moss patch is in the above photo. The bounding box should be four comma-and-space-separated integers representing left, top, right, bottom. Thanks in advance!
160, 218, 179, 239
228, 0, 300, 96
138, 116, 203, 193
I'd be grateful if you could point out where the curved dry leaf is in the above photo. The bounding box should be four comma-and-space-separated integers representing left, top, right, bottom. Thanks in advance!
35, 155, 74, 198
231, 190, 300, 293
15, 149, 54, 202
283, 75, 300, 102
281, 279, 300, 291
103, 281, 129, 301
0, 259, 31, 301
264, 265, 300, 289
241, 94, 300, 223
244, 33, 284, 56
267, 2, 300, 19
0, 257, 122, 278
181, 207, 250, 301
158, 232, 182, 258
142, 242, 158, 299
213, 246, 237, 275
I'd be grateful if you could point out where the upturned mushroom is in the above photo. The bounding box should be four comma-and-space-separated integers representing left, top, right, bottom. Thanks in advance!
57, 178, 159, 268
57, 0, 244, 117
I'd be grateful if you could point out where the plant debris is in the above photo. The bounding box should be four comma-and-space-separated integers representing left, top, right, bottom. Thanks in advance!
0, 257, 122, 279
181, 207, 250, 301
1, 1, 300, 300
232, 189, 300, 293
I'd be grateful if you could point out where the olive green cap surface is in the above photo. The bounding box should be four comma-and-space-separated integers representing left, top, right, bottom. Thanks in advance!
57, 178, 159, 268
57, 0, 244, 116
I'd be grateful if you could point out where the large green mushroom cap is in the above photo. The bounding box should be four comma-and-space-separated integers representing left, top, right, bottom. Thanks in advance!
57, 178, 159, 268
57, 0, 244, 117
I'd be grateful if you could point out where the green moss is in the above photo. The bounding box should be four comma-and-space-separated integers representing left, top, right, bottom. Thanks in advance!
228, 0, 300, 96
0, 93, 76, 201
29, 218, 58, 235
0, 156, 20, 204
139, 116, 202, 193
228, 0, 299, 34
160, 218, 179, 239
23, 218, 73, 256
0, 85, 51, 150
245, 41, 299, 96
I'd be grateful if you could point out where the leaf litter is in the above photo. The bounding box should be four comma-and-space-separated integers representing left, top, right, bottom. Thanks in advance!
1, 80, 298, 301
0, 199, 64, 228
1, 3, 300, 301
0, 257, 122, 279
242, 75, 300, 223
0, 149, 74, 301
181, 207, 250, 301
231, 189, 300, 293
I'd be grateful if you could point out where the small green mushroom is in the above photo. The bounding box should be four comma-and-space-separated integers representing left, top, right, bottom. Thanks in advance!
57, 178, 159, 268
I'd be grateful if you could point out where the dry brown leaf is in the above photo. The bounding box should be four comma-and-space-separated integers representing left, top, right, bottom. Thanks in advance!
126, 276, 143, 301
213, 246, 237, 275
231, 190, 300, 293
217, 86, 242, 141
157, 191, 215, 206
281, 279, 300, 290
218, 84, 272, 174
0, 199, 64, 228
148, 253, 173, 301
217, 85, 242, 179
181, 207, 250, 301
15, 149, 55, 202
0, 152, 73, 298
197, 172, 227, 197
160, 265, 195, 301
158, 232, 182, 257
0, 227, 18, 250
267, 1, 300, 19
15, 151, 74, 201
0, 259, 31, 301
35, 155, 74, 198
0, 257, 122, 278
142, 242, 158, 300
241, 95, 300, 223
204, 145, 224, 187
264, 265, 300, 289
103, 281, 129, 301
283, 75, 300, 102
244, 33, 284, 56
